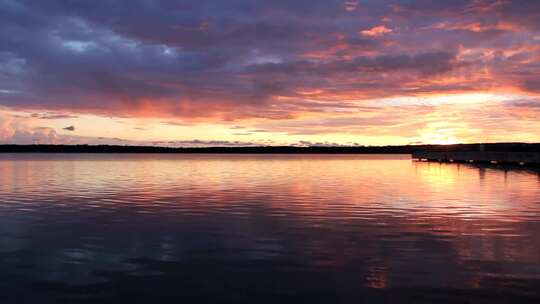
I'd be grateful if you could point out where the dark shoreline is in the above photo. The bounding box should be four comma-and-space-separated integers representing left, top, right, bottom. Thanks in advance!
1, 143, 539, 154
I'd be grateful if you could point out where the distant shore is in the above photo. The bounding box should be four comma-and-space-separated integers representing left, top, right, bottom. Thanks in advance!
0, 143, 539, 154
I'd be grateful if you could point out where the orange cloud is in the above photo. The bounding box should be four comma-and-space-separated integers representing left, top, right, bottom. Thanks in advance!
360, 25, 392, 37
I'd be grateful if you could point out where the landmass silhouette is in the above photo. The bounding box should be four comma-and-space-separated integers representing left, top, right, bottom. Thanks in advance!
0, 143, 539, 153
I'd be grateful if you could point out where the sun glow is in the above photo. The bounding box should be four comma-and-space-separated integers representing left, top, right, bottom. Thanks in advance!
429, 137, 460, 145
419, 125, 462, 145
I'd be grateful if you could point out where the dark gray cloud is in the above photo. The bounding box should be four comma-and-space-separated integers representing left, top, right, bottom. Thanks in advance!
247, 51, 460, 76
31, 112, 78, 120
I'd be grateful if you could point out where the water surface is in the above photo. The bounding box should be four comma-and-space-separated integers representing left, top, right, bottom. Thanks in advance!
1, 154, 539, 303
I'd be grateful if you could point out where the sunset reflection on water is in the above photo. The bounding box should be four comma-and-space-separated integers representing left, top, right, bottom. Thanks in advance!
0, 154, 539, 303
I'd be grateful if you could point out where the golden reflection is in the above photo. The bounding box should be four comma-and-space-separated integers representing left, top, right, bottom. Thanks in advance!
366, 264, 389, 289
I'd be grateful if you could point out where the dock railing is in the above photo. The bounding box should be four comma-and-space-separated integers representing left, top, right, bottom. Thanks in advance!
412, 151, 540, 166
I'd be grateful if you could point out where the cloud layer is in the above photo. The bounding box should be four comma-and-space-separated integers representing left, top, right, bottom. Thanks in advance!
1, 0, 540, 144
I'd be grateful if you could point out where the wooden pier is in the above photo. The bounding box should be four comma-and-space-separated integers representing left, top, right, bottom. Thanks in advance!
412, 151, 540, 166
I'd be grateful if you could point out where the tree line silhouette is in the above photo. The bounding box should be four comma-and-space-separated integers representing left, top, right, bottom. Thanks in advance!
0, 143, 539, 153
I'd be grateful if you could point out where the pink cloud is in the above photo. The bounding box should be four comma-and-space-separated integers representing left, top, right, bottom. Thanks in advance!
360, 25, 393, 37
0, 111, 59, 144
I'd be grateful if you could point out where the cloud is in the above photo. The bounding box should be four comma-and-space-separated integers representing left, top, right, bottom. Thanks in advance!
0, 111, 59, 144
0, 109, 265, 145
159, 139, 258, 147
160, 120, 192, 126
360, 25, 392, 37
247, 51, 460, 76
294, 140, 349, 147
31, 112, 79, 120
0, 0, 539, 144
343, 1, 359, 12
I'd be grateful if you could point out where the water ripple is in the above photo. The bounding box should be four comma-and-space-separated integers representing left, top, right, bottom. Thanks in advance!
0, 154, 539, 303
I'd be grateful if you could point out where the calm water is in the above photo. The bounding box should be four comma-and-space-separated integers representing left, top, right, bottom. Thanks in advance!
1, 154, 540, 303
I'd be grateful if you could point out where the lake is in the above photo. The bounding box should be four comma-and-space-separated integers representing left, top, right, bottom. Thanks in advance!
1, 154, 539, 303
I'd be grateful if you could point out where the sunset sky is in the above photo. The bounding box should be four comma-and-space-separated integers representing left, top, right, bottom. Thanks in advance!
1, 0, 539, 146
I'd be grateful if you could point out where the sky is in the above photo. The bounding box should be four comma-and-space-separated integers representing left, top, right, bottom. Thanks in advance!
1, 0, 540, 146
